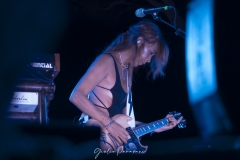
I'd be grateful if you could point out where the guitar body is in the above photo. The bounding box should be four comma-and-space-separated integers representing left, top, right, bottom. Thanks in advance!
87, 114, 148, 153
86, 111, 186, 153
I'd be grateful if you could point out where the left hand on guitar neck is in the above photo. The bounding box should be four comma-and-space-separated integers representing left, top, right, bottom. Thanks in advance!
153, 114, 183, 133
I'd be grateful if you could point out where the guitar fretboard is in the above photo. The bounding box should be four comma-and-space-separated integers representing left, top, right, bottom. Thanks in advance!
132, 118, 169, 137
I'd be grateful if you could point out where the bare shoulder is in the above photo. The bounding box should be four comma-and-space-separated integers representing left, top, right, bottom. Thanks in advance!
73, 54, 115, 94
94, 54, 114, 65
85, 53, 115, 75
89, 54, 114, 71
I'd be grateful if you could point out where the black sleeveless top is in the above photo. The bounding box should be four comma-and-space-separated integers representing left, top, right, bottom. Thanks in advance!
92, 54, 127, 117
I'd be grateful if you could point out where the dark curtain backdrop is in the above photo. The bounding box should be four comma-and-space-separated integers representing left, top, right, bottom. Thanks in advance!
48, 0, 240, 139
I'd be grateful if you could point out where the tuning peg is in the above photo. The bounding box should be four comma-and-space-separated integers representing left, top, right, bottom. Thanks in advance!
169, 111, 178, 115
177, 116, 187, 128
176, 113, 181, 116
181, 119, 187, 123
178, 123, 186, 128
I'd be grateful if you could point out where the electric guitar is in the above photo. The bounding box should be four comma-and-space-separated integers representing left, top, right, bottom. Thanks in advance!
86, 111, 186, 153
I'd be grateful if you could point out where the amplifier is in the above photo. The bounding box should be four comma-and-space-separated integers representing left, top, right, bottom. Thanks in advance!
8, 92, 38, 113
19, 53, 60, 82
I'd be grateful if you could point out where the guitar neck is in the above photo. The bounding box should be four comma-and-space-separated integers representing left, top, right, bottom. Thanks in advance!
132, 118, 169, 137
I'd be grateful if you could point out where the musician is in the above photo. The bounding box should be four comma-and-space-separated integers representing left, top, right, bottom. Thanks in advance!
69, 19, 183, 151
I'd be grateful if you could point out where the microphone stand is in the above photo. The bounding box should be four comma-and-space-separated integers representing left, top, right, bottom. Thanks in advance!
151, 12, 186, 39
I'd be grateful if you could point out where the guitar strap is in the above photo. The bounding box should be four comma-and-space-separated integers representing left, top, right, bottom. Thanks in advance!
125, 68, 136, 128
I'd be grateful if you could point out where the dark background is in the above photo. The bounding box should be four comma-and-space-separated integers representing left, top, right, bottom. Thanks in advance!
46, 0, 240, 141
0, 0, 240, 159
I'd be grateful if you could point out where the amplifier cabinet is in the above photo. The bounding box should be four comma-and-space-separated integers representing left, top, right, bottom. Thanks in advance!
6, 81, 55, 124
8, 92, 38, 113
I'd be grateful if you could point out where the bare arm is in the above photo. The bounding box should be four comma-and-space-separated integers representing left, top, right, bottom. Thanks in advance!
69, 54, 110, 124
69, 54, 129, 144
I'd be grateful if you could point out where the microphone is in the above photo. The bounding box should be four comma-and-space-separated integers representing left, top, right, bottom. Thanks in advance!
135, 6, 173, 17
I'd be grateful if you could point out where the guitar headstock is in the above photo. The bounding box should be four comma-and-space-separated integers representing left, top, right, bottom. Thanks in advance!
169, 111, 187, 128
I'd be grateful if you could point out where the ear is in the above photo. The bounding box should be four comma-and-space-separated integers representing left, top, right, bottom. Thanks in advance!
137, 37, 144, 46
